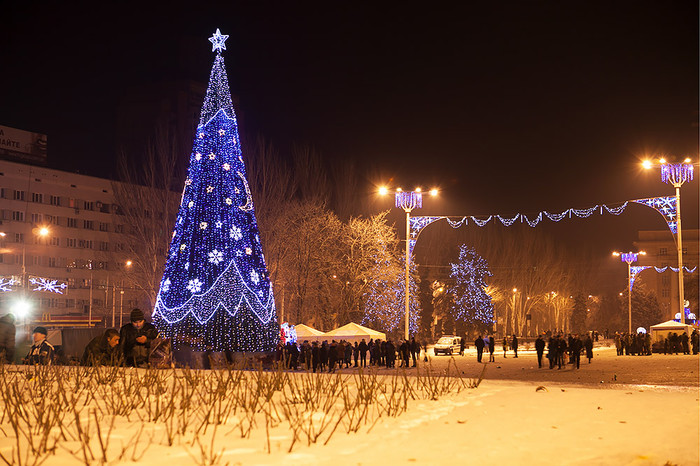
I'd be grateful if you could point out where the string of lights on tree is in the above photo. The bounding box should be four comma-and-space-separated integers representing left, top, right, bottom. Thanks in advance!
363, 253, 420, 335
152, 29, 278, 353
449, 245, 494, 329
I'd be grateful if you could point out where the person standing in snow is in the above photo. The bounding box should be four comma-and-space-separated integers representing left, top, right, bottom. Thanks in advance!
535, 334, 546, 368
475, 335, 485, 363
512, 334, 519, 358
488, 335, 495, 362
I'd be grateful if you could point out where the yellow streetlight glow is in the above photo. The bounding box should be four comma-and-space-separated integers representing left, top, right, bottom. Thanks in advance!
38, 227, 50, 237
396, 187, 403, 192
642, 160, 653, 169
415, 187, 422, 193
684, 157, 691, 163
125, 260, 133, 267
430, 188, 438, 196
378, 186, 389, 196
659, 157, 666, 164
512, 288, 517, 293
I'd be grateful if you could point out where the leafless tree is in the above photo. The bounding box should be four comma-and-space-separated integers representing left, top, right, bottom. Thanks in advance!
110, 126, 183, 309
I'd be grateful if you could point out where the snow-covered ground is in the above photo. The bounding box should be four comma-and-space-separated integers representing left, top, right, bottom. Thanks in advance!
1, 346, 697, 466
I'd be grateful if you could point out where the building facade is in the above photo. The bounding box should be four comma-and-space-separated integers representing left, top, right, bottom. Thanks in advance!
634, 229, 699, 320
0, 159, 174, 327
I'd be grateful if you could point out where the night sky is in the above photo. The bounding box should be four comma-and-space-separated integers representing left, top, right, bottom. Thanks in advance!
1, 1, 698, 259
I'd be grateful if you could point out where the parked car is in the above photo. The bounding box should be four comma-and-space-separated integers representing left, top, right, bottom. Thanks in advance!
433, 335, 462, 355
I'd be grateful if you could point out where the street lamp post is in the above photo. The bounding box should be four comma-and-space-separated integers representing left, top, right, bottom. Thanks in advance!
643, 158, 694, 323
395, 189, 422, 341
612, 251, 646, 334
386, 187, 438, 340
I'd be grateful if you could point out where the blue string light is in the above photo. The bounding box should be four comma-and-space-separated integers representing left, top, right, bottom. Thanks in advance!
153, 30, 278, 353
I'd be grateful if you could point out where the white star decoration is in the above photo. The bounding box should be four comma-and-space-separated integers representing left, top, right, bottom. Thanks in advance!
209, 153, 216, 160
250, 270, 260, 285
245, 247, 252, 255
223, 163, 230, 171
180, 244, 186, 251
209, 28, 229, 53
215, 221, 222, 228
206, 186, 214, 193
225, 198, 232, 205
200, 222, 208, 230
218, 129, 226, 136
208, 249, 224, 265
230, 226, 242, 240
185, 179, 192, 185
187, 279, 203, 293
195, 153, 202, 161
199, 133, 205, 139
161, 279, 171, 292
188, 201, 194, 208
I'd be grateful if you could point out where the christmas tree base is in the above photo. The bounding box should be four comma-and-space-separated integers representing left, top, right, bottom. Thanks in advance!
154, 304, 278, 354
171, 346, 277, 369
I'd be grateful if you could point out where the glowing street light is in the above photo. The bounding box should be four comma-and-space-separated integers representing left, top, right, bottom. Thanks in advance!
389, 186, 438, 340
642, 157, 694, 323
613, 250, 646, 333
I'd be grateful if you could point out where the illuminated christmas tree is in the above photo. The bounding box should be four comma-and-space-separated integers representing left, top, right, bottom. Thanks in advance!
449, 245, 493, 329
363, 253, 420, 335
153, 29, 278, 352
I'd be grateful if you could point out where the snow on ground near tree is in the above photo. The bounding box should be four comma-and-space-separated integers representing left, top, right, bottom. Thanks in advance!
1, 344, 697, 466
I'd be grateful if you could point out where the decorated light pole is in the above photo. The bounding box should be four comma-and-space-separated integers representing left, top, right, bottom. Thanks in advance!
643, 158, 694, 324
612, 251, 646, 334
395, 189, 422, 341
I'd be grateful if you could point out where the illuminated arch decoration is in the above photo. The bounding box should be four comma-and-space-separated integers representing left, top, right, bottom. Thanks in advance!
153, 30, 278, 353
406, 201, 631, 256
632, 196, 677, 235
629, 265, 697, 291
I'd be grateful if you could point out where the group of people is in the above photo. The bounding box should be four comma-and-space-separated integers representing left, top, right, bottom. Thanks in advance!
540, 333, 594, 369
0, 309, 158, 367
279, 337, 423, 372
614, 332, 653, 356
472, 334, 519, 362
659, 330, 698, 355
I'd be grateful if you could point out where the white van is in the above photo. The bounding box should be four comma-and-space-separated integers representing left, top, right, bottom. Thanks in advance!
433, 335, 462, 355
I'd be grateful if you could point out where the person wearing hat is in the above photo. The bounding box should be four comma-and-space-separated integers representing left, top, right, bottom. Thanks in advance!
0, 313, 16, 364
23, 326, 54, 365
119, 308, 157, 367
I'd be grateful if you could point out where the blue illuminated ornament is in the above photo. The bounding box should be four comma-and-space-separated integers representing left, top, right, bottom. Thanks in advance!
153, 29, 278, 353
208, 28, 229, 53
0, 277, 18, 293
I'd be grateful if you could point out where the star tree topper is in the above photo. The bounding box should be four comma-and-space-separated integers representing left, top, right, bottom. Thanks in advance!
209, 28, 229, 53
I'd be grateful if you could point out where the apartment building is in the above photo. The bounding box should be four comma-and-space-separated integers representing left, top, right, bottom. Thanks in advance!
0, 159, 173, 327
634, 229, 699, 320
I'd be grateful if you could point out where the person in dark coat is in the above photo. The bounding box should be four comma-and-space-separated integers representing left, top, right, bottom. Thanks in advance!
584, 334, 594, 363
502, 336, 508, 358
691, 329, 699, 355
119, 308, 158, 367
488, 335, 495, 362
459, 335, 466, 356
535, 334, 546, 368
0, 313, 16, 364
344, 341, 353, 368
23, 327, 54, 365
410, 337, 419, 367
511, 334, 519, 358
328, 340, 337, 372
81, 328, 121, 366
570, 334, 582, 369
353, 342, 359, 367
547, 335, 557, 369
358, 338, 368, 367
385, 340, 395, 368
311, 342, 320, 372
475, 335, 485, 363
557, 335, 568, 369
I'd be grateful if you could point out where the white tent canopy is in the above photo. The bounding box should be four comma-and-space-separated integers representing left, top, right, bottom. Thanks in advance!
650, 320, 693, 342
294, 324, 326, 342
323, 322, 386, 343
